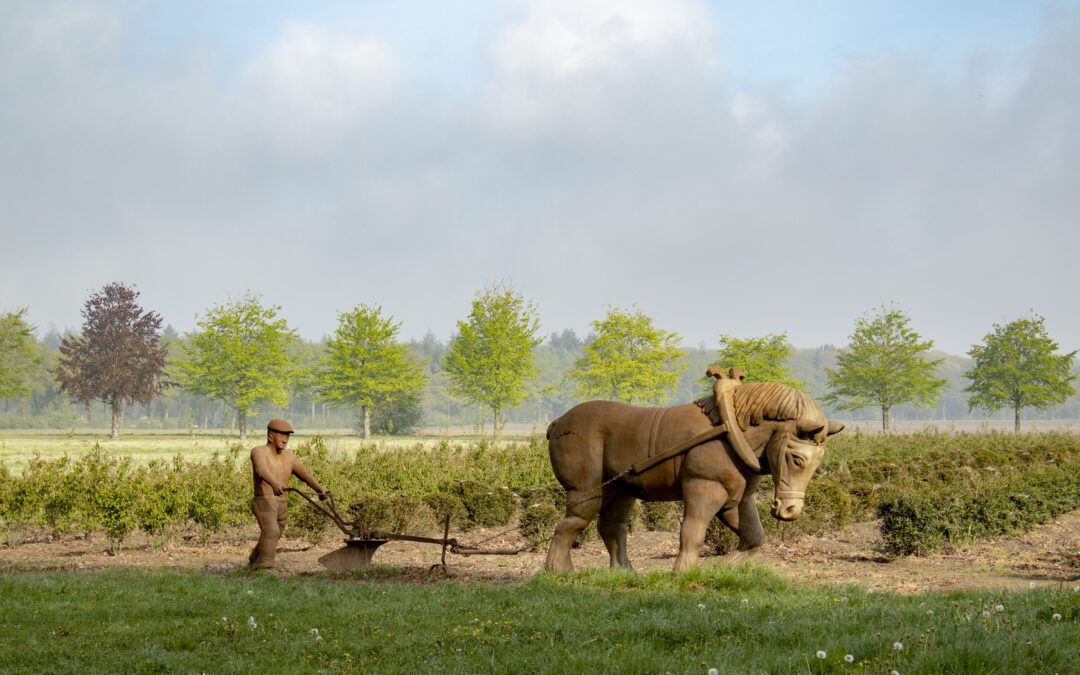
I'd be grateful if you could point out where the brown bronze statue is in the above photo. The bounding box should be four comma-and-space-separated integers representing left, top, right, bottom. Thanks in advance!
248, 419, 328, 569
544, 368, 844, 573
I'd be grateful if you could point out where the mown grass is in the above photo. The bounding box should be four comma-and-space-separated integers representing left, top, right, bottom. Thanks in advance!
0, 432, 535, 473
0, 566, 1075, 673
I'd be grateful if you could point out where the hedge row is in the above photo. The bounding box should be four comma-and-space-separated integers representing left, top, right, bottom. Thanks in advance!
2, 431, 1079, 556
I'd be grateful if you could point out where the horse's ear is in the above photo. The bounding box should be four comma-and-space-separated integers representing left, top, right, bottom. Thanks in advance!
796, 419, 825, 437
826, 420, 845, 436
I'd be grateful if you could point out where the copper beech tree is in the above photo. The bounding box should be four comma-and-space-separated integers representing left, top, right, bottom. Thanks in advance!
55, 283, 168, 438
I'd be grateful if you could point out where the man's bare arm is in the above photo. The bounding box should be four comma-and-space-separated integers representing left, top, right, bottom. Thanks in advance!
291, 458, 327, 496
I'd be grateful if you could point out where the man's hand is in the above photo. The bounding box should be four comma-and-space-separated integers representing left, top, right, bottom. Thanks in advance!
272, 484, 285, 496
317, 490, 330, 501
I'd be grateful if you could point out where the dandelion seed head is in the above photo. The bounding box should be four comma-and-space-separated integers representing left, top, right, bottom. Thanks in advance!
708, 669, 719, 675
816, 650, 827, 659
1029, 581, 1036, 589
982, 610, 991, 618
890, 671, 900, 675
844, 654, 854, 663
995, 604, 1004, 612
1052, 613, 1062, 621
893, 641, 903, 651
315, 635, 323, 642
741, 598, 749, 605
697, 603, 705, 610
246, 590, 253, 596
926, 609, 934, 615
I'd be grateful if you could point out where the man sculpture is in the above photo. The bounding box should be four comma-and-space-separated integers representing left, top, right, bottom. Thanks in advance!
248, 419, 328, 570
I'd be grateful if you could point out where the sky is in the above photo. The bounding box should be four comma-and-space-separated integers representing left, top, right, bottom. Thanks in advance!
2, 0, 1078, 355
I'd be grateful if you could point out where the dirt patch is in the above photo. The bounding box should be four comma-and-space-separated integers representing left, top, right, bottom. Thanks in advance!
2, 511, 1077, 594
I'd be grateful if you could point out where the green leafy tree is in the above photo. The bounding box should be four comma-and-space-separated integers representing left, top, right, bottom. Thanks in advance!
825, 307, 945, 433
55, 283, 168, 439
177, 295, 295, 438
964, 314, 1077, 432
444, 286, 542, 437
0, 308, 42, 408
570, 307, 686, 405
316, 304, 426, 439
711, 332, 803, 389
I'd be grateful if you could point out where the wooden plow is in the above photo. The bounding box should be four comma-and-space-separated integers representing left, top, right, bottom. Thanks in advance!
286, 488, 527, 572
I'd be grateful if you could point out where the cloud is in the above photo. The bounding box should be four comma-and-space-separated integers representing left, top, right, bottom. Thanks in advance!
1, 1, 1078, 356
242, 21, 398, 151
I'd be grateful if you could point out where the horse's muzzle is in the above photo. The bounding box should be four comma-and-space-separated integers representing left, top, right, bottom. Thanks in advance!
771, 499, 803, 521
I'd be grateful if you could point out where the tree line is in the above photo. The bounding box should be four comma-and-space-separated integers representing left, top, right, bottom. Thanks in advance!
0, 284, 1076, 436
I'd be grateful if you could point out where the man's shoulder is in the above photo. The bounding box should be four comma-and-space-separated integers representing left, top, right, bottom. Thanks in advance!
250, 443, 273, 457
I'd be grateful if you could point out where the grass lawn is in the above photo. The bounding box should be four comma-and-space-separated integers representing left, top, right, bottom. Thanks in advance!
0, 431, 530, 474
0, 565, 1075, 673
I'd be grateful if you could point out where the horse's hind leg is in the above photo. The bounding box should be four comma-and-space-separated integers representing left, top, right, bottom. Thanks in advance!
544, 488, 602, 573
597, 492, 636, 570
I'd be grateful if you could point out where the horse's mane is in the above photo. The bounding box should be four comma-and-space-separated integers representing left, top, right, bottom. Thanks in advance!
695, 382, 826, 430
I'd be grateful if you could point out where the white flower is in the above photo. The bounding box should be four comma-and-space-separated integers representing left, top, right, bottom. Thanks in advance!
221, 616, 228, 623
697, 603, 706, 610
844, 654, 854, 663
741, 598, 749, 605
893, 641, 903, 651
890, 671, 900, 675
1029, 581, 1036, 589
310, 628, 320, 636
995, 604, 1004, 612
315, 635, 323, 642
982, 610, 991, 618
247, 616, 257, 630
1052, 613, 1062, 621
816, 650, 827, 659
708, 669, 719, 675
246, 590, 254, 596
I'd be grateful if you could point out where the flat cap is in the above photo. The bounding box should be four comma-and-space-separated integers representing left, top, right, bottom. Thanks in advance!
267, 418, 295, 434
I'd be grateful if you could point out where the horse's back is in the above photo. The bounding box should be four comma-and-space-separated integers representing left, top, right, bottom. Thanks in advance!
547, 400, 665, 490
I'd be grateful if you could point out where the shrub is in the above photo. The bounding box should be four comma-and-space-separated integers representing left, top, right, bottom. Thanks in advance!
640, 501, 680, 532
518, 502, 561, 550
454, 480, 516, 529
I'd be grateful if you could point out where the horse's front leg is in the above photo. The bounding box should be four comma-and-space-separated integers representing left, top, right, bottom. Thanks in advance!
674, 478, 728, 572
597, 491, 636, 570
735, 475, 764, 552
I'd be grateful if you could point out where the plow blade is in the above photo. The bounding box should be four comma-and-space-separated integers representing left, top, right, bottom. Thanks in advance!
318, 539, 388, 572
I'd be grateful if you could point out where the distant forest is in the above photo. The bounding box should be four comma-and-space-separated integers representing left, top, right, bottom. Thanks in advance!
3, 325, 1078, 433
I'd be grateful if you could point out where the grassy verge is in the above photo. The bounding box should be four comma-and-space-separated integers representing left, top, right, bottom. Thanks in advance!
0, 566, 1075, 673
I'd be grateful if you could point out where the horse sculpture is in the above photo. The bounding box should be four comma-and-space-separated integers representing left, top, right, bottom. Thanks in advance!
544, 368, 844, 573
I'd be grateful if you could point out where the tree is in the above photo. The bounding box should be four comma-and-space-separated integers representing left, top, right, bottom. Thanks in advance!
54, 283, 168, 438
570, 307, 686, 405
964, 314, 1077, 433
316, 304, 426, 439
825, 307, 945, 433
177, 295, 295, 439
712, 332, 803, 388
0, 308, 42, 408
444, 285, 542, 437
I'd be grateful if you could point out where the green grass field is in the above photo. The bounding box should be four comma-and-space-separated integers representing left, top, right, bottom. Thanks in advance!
0, 431, 530, 474
0, 565, 1075, 673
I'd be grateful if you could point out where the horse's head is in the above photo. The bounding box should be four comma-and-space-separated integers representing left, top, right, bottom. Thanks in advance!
705, 368, 845, 521
762, 417, 844, 520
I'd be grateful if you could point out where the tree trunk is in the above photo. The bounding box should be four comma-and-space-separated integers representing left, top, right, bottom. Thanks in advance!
311, 401, 316, 425
493, 406, 501, 440
238, 407, 247, 440
111, 400, 121, 439
881, 405, 891, 434
1014, 406, 1021, 434
362, 405, 371, 439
